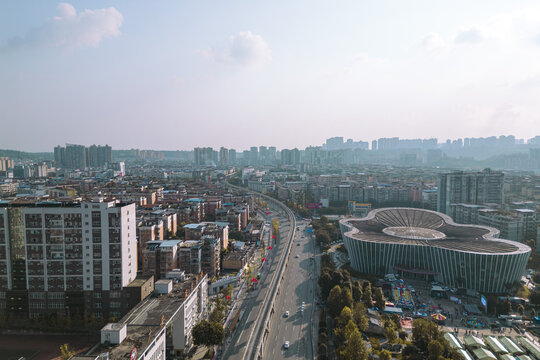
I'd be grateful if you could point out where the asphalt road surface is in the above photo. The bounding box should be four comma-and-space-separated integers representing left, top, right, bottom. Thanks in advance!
264, 220, 319, 360
221, 209, 291, 360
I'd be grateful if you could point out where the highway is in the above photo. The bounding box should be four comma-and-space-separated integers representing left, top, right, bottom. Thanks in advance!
264, 219, 320, 359
220, 188, 297, 360
221, 210, 289, 360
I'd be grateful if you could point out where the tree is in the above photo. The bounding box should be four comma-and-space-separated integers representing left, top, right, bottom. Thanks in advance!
427, 339, 444, 360
328, 285, 344, 317
352, 281, 363, 302
402, 344, 423, 360
209, 304, 224, 324
379, 350, 392, 360
362, 282, 372, 307
335, 319, 359, 348
319, 271, 336, 299
229, 230, 245, 242
192, 320, 225, 347
384, 320, 398, 344
530, 291, 540, 306
373, 287, 386, 310
316, 230, 331, 247
341, 287, 354, 312
352, 302, 369, 332
338, 325, 368, 360
60, 344, 74, 360
336, 307, 353, 328
411, 318, 440, 353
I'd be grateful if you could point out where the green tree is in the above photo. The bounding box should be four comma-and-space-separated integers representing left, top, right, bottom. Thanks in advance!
352, 281, 363, 302
352, 302, 369, 332
338, 325, 368, 360
328, 285, 343, 317
530, 291, 540, 306
379, 350, 392, 360
336, 306, 353, 328
373, 287, 386, 310
335, 319, 359, 347
384, 320, 398, 344
341, 287, 354, 312
362, 282, 372, 308
411, 318, 440, 353
192, 320, 225, 347
427, 339, 444, 360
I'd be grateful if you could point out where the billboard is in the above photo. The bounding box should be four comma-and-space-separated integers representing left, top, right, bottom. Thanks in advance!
480, 295, 487, 312
306, 202, 323, 209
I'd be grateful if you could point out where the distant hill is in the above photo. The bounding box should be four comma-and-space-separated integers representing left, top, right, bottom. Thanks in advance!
0, 149, 54, 161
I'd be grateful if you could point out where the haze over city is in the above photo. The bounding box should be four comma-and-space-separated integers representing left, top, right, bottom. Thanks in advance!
4, 2, 540, 360
2, 0, 540, 151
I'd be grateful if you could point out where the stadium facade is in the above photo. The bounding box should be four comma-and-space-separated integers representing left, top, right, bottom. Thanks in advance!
340, 208, 531, 293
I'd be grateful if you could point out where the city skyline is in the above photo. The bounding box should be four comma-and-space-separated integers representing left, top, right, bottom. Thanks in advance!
2, 1, 540, 151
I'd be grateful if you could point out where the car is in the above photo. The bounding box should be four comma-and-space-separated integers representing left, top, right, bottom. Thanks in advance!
302, 301, 305, 305
295, 254, 299, 258
297, 243, 300, 246
284, 311, 289, 317
284, 341, 290, 349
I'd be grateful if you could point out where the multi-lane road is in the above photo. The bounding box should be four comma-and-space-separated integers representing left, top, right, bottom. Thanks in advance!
264, 219, 320, 359
220, 181, 319, 360
221, 203, 295, 360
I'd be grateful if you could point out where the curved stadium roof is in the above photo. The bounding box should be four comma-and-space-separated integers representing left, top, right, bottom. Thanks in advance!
344, 207, 530, 255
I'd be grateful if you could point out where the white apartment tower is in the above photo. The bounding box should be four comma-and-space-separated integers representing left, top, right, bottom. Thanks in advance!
0, 199, 136, 320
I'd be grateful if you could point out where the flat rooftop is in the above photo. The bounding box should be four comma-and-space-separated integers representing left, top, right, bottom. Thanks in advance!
82, 275, 203, 360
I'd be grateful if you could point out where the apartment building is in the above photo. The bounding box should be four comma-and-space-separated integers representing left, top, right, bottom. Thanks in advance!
438, 169, 504, 214
450, 203, 537, 243
201, 235, 220, 277
142, 240, 182, 280
178, 241, 202, 275
0, 199, 136, 320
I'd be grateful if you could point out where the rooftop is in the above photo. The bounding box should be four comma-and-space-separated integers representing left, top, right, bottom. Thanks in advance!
82, 275, 205, 360
342, 208, 531, 255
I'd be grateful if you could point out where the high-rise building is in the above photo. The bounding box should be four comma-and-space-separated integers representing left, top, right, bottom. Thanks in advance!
193, 147, 216, 166
281, 148, 300, 165
325, 137, 344, 150
0, 157, 14, 172
0, 199, 136, 320
268, 146, 277, 163
437, 169, 504, 214
249, 146, 259, 165
228, 149, 237, 165
219, 147, 229, 166
54, 144, 111, 169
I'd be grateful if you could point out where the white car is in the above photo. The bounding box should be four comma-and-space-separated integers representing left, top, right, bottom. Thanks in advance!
295, 254, 299, 258
284, 311, 289, 317
284, 341, 290, 349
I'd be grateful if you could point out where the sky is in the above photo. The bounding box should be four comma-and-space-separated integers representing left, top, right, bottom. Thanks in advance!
2, 1, 540, 152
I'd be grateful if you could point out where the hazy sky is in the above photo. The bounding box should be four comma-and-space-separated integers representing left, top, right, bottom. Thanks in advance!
2, 1, 540, 151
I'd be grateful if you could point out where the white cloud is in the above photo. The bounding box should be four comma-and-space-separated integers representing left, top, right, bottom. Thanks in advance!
454, 26, 489, 44
342, 52, 386, 74
2, 3, 123, 52
202, 31, 271, 67
420, 32, 447, 51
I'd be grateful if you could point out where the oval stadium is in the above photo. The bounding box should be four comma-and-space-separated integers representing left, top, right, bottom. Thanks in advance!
339, 208, 531, 293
